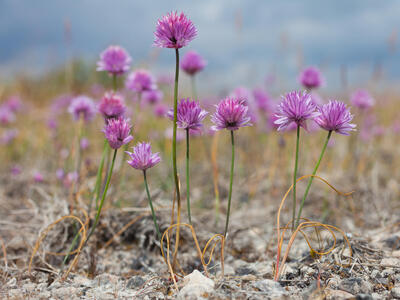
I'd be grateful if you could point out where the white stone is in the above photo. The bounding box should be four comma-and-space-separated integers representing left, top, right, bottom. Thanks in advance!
177, 270, 215, 299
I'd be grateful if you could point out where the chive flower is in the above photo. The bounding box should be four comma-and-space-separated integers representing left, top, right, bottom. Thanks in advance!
126, 142, 161, 171
125, 70, 157, 93
98, 92, 126, 121
103, 117, 133, 149
274, 91, 320, 131
154, 11, 197, 49
350, 89, 375, 110
298, 66, 324, 90
143, 89, 163, 105
96, 45, 132, 75
68, 96, 97, 122
253, 88, 272, 113
180, 50, 207, 75
0, 107, 16, 125
167, 98, 208, 131
315, 100, 356, 135
211, 97, 252, 131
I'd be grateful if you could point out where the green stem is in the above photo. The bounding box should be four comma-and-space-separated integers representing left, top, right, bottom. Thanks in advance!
86, 149, 117, 244
295, 130, 332, 228
172, 48, 181, 210
292, 125, 300, 231
190, 75, 198, 100
186, 128, 191, 224
143, 170, 161, 240
112, 74, 117, 92
223, 130, 235, 238
89, 139, 108, 217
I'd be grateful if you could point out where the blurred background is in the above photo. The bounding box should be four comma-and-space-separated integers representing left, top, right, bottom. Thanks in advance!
1, 0, 399, 91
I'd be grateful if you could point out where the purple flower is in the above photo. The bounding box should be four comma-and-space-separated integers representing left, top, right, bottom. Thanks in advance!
56, 168, 65, 180
33, 172, 44, 183
154, 103, 168, 118
154, 11, 197, 49
1, 129, 18, 144
253, 88, 272, 113
98, 92, 126, 120
298, 66, 324, 89
211, 97, 252, 131
180, 50, 206, 75
142, 89, 163, 105
103, 117, 133, 149
315, 100, 356, 135
274, 91, 320, 131
5, 96, 22, 113
68, 96, 97, 122
0, 107, 15, 125
230, 87, 258, 124
125, 70, 157, 93
350, 89, 375, 110
167, 98, 208, 131
80, 137, 90, 150
126, 142, 161, 171
11, 165, 22, 176
96, 45, 131, 75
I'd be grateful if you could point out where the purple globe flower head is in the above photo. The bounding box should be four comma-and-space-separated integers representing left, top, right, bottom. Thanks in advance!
11, 165, 22, 176
167, 98, 208, 131
142, 89, 163, 105
80, 137, 90, 150
96, 45, 132, 76
180, 50, 207, 75
350, 89, 375, 110
230, 87, 258, 124
1, 129, 18, 145
154, 103, 168, 118
211, 97, 253, 131
5, 95, 23, 113
298, 66, 324, 90
98, 91, 126, 121
125, 70, 157, 93
103, 117, 134, 149
315, 100, 356, 135
392, 120, 400, 135
154, 11, 197, 49
33, 171, 44, 183
64, 171, 79, 188
0, 107, 16, 125
47, 119, 58, 131
56, 168, 65, 181
68, 96, 97, 122
253, 88, 272, 113
274, 91, 320, 131
126, 142, 161, 171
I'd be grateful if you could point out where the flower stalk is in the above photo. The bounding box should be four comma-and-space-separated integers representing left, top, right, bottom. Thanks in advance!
295, 130, 332, 228
223, 130, 235, 238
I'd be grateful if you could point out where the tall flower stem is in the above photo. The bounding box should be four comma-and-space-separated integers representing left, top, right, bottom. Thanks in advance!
295, 130, 332, 228
186, 128, 192, 224
86, 149, 117, 244
112, 74, 117, 91
223, 130, 235, 238
172, 48, 181, 205
292, 125, 300, 230
143, 170, 161, 240
89, 139, 108, 216
191, 76, 198, 100
172, 48, 182, 268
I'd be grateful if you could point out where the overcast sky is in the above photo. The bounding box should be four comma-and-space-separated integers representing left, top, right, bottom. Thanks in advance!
0, 0, 399, 90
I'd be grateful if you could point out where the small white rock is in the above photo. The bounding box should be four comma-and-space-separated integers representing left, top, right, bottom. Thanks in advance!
177, 270, 214, 299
